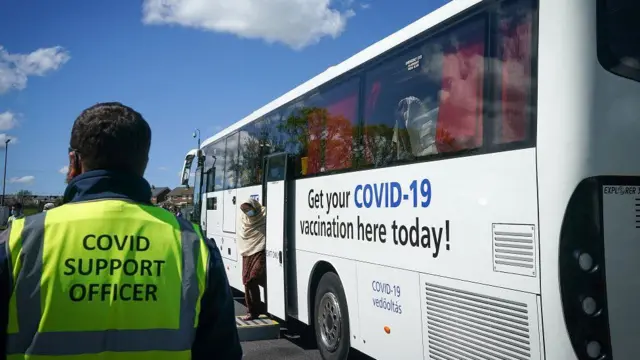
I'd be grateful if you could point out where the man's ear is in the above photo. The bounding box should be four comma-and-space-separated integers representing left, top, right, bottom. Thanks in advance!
66, 151, 81, 184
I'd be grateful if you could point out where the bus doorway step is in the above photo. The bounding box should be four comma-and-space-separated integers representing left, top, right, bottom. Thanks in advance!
236, 315, 281, 341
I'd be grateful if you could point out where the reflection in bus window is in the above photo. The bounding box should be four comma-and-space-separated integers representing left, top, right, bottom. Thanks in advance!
280, 101, 315, 177
281, 79, 360, 177
209, 140, 226, 191
238, 120, 268, 187
202, 143, 217, 192
263, 111, 288, 155
494, 0, 535, 145
363, 16, 485, 166
224, 132, 240, 189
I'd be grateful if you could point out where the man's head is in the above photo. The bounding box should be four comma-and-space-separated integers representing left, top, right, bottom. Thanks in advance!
11, 203, 22, 215
67, 102, 151, 182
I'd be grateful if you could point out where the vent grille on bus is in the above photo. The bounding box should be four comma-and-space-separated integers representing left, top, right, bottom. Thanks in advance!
424, 283, 532, 360
492, 223, 537, 277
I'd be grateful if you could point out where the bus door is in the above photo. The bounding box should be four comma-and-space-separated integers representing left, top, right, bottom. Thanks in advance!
262, 152, 290, 320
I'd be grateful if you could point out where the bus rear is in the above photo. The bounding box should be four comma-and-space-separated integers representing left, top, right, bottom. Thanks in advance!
538, 0, 640, 359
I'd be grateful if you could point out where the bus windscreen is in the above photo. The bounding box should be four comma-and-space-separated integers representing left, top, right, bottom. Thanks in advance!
599, 0, 640, 81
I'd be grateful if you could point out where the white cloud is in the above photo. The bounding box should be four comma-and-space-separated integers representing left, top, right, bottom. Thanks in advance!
141, 0, 355, 50
59, 165, 69, 174
158, 166, 168, 171
0, 111, 18, 131
0, 45, 71, 94
9, 175, 35, 184
0, 134, 17, 147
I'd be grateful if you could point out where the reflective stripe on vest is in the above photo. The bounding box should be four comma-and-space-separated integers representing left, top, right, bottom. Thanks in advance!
5, 202, 209, 358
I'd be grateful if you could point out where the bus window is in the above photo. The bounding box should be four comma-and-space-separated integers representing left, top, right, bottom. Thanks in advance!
211, 140, 226, 191
362, 15, 486, 167
280, 79, 360, 177
263, 111, 288, 155
598, 0, 640, 82
281, 101, 321, 177
493, 0, 536, 145
308, 78, 360, 173
224, 132, 239, 190
202, 141, 224, 192
237, 119, 268, 187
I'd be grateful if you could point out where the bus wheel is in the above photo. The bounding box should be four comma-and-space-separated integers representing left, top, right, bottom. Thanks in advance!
313, 272, 350, 360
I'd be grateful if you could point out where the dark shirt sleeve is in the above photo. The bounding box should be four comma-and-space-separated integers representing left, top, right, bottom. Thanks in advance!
0, 227, 11, 360
191, 236, 243, 360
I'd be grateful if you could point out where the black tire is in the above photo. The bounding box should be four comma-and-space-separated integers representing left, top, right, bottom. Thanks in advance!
313, 272, 350, 360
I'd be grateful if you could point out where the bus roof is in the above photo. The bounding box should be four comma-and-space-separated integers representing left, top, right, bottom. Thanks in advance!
200, 0, 480, 149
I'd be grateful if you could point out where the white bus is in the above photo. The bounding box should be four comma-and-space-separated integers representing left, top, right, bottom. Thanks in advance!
180, 0, 640, 358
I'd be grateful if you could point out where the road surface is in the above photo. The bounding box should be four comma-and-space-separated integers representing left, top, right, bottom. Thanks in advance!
234, 296, 371, 360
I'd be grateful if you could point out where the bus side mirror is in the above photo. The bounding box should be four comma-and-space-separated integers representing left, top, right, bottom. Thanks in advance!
181, 153, 195, 186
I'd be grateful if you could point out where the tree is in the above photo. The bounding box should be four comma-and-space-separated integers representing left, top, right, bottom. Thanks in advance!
15, 190, 32, 203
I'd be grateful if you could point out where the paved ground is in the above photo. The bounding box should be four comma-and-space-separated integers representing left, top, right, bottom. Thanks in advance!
234, 297, 322, 359
234, 297, 371, 360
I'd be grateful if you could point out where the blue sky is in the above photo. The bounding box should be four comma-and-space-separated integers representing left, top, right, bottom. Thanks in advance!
0, 0, 446, 195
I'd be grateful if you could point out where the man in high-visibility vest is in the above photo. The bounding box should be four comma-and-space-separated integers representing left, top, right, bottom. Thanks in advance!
0, 102, 242, 359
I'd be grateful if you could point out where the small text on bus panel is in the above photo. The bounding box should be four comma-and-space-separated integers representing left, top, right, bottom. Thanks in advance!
299, 178, 450, 258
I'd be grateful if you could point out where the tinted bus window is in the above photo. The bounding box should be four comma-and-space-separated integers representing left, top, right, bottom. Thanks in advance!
493, 0, 536, 145
224, 132, 239, 189
204, 140, 226, 191
362, 15, 486, 167
598, 0, 640, 82
237, 119, 268, 187
279, 78, 359, 177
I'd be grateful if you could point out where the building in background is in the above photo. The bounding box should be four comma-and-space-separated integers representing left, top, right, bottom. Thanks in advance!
164, 186, 194, 207
150, 186, 171, 205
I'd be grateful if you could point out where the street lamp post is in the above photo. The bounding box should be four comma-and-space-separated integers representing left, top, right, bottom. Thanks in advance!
2, 138, 10, 206
193, 128, 201, 150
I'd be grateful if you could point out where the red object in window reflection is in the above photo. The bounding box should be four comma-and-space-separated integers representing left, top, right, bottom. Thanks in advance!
435, 40, 485, 153
306, 90, 359, 174
363, 81, 382, 164
500, 14, 532, 144
307, 110, 323, 175
325, 93, 357, 171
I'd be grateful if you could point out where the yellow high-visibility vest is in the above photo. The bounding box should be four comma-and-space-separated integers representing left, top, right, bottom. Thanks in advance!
5, 199, 210, 360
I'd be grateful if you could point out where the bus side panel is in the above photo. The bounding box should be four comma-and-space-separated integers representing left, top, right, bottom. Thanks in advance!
206, 190, 225, 238
207, 189, 245, 293
354, 262, 423, 359
295, 251, 359, 333
223, 257, 243, 291
294, 148, 540, 294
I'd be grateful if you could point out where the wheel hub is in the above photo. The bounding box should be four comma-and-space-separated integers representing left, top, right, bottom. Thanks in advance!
318, 292, 342, 352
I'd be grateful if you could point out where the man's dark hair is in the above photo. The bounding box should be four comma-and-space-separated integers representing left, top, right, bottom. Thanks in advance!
70, 102, 151, 175
12, 203, 22, 210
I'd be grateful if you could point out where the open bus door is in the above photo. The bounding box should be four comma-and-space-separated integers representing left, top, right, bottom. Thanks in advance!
262, 152, 290, 320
